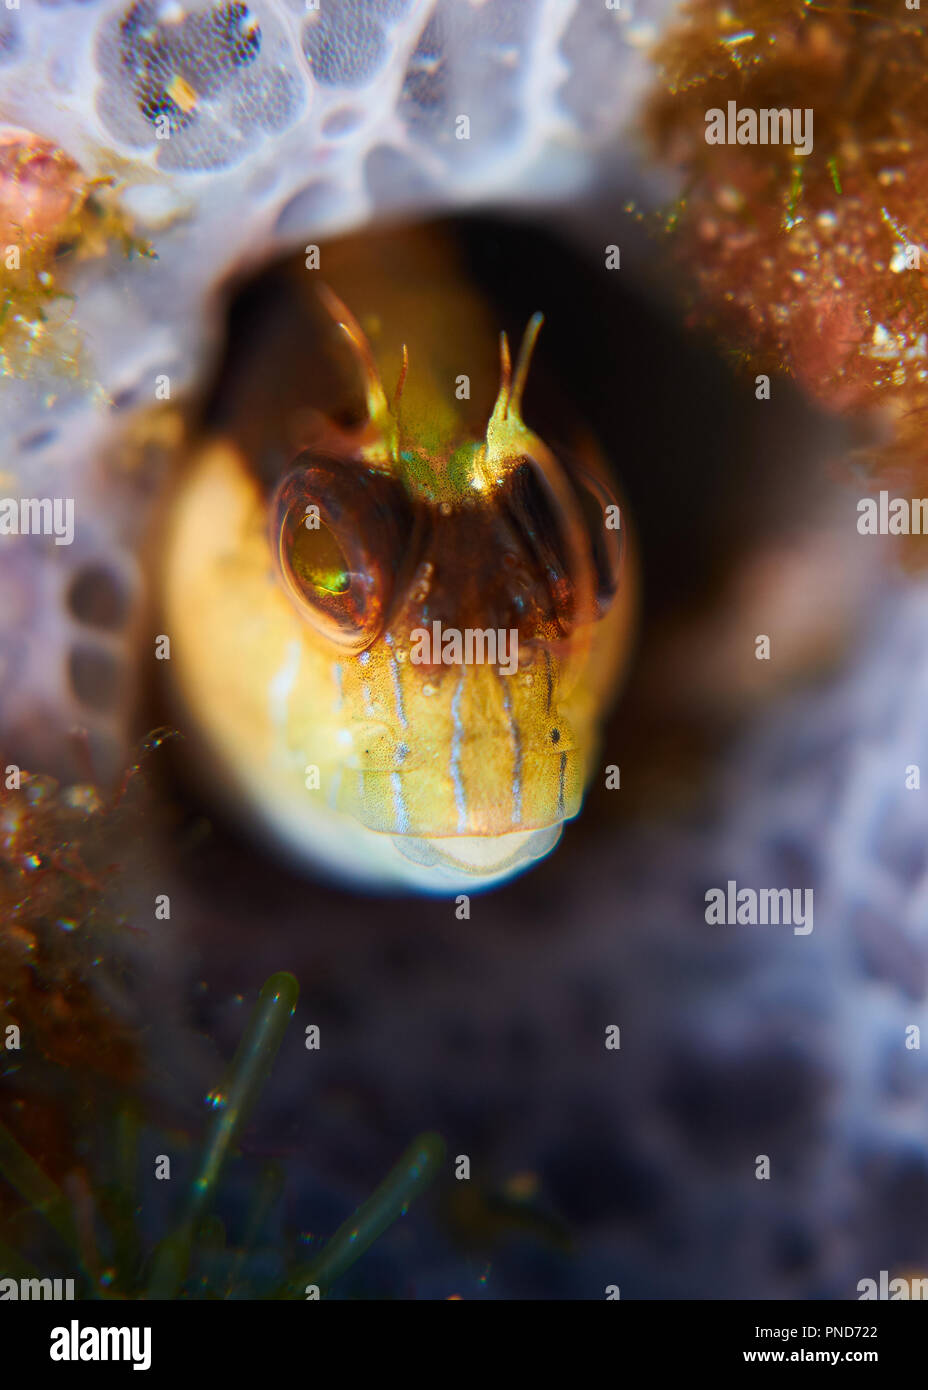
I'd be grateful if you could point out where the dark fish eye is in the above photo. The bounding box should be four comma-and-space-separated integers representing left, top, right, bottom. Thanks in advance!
504, 453, 623, 632
272, 453, 412, 652
568, 458, 623, 617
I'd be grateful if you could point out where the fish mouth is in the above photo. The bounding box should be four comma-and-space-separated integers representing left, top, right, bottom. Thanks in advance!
390, 824, 563, 880
337, 742, 583, 839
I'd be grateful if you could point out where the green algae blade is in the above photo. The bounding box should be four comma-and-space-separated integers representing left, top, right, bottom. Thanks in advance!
147, 972, 299, 1299
0, 1119, 80, 1256
279, 1131, 446, 1298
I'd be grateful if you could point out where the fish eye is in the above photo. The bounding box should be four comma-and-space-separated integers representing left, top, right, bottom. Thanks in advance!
504, 453, 623, 634
289, 516, 351, 596
568, 459, 623, 618
272, 453, 413, 653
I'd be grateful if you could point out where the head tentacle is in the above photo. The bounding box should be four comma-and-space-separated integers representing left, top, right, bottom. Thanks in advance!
478, 313, 546, 486
317, 283, 400, 468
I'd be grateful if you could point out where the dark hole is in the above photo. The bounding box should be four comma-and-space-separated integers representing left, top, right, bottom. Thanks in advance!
67, 564, 130, 632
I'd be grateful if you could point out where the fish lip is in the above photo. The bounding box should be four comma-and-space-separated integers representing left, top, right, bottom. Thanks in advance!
389, 823, 563, 878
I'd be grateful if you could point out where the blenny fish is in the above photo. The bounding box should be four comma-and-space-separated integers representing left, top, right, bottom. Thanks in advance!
162, 226, 636, 891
